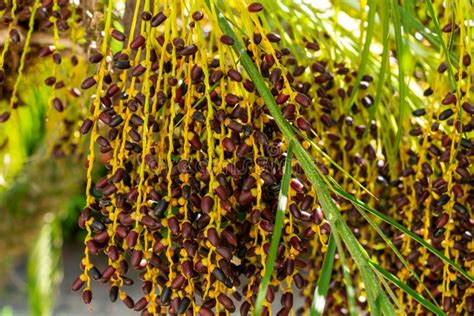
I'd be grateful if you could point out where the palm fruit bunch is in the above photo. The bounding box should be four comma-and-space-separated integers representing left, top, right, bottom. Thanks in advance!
72, 1, 330, 314
0, 0, 88, 160
384, 66, 473, 312
0, 0, 472, 315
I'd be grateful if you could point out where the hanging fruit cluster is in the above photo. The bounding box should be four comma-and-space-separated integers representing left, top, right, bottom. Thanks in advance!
72, 1, 333, 314
0, 0, 87, 159
0, 0, 472, 315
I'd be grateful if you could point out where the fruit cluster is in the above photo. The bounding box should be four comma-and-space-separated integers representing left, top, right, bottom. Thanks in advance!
72, 1, 331, 314
0, 0, 472, 315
